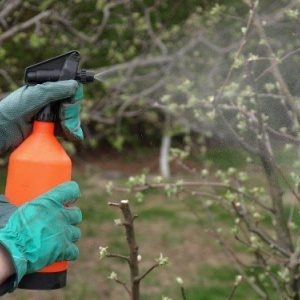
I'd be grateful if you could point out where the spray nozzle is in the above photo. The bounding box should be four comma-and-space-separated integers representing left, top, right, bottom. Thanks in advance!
75, 70, 95, 83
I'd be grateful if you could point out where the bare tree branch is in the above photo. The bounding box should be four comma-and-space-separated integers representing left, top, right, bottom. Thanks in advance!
0, 10, 52, 44
0, 0, 22, 28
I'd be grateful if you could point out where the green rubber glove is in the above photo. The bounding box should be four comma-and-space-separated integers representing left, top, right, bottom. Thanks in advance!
0, 80, 84, 154
0, 181, 82, 291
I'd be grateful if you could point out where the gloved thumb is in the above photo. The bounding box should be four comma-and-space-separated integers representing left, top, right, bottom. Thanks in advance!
34, 181, 81, 207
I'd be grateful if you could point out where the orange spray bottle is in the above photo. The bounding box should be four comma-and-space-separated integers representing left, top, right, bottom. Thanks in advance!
4, 51, 94, 289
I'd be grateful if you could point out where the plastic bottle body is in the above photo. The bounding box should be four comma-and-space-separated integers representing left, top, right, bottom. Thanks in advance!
5, 120, 72, 289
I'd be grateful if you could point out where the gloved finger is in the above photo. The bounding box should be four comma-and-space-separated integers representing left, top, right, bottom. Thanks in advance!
0, 80, 79, 122
64, 242, 79, 261
64, 207, 82, 225
59, 83, 84, 141
71, 82, 83, 104
60, 102, 84, 141
25, 80, 79, 106
67, 225, 81, 242
40, 181, 81, 207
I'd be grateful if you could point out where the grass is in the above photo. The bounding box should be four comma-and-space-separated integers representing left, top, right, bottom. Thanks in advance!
204, 147, 248, 170
139, 206, 178, 220
80, 192, 117, 223
187, 266, 255, 300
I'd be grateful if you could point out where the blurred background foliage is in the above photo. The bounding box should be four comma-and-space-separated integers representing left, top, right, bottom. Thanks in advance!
0, 0, 299, 153
0, 0, 247, 151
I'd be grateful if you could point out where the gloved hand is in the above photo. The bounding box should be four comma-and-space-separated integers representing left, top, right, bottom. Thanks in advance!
0, 181, 82, 291
0, 80, 84, 154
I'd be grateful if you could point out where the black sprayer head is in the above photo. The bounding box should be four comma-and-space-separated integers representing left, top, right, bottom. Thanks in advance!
25, 50, 95, 85
24, 50, 94, 121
